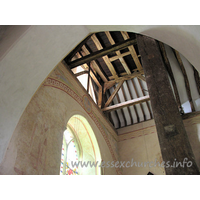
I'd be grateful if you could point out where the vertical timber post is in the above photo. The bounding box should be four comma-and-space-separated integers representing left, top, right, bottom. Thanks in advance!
136, 34, 199, 175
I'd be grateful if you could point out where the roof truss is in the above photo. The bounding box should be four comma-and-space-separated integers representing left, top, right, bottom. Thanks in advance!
64, 31, 198, 130
66, 31, 151, 129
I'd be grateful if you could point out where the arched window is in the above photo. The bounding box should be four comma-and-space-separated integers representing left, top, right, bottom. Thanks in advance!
60, 128, 80, 175
60, 115, 102, 175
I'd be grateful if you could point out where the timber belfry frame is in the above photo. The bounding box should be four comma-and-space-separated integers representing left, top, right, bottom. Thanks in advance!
65, 31, 200, 175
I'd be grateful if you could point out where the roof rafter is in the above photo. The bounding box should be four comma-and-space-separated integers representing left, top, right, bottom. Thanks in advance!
173, 49, 195, 112
76, 52, 101, 88
193, 65, 200, 95
158, 42, 181, 108
109, 51, 131, 62
91, 34, 118, 79
81, 45, 108, 82
121, 31, 143, 72
105, 31, 131, 75
67, 36, 137, 69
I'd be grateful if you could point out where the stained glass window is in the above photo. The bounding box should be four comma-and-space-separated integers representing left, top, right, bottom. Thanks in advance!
60, 129, 79, 175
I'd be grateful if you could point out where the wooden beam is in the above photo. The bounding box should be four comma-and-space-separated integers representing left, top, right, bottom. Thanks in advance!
158, 42, 182, 108
91, 34, 118, 79
127, 80, 141, 122
102, 95, 150, 112
89, 69, 101, 88
114, 71, 144, 83
105, 31, 131, 75
97, 86, 103, 108
87, 67, 90, 93
104, 80, 116, 93
193, 66, 200, 95
104, 80, 124, 108
109, 51, 131, 62
121, 31, 143, 72
137, 34, 199, 175
81, 45, 108, 82
109, 72, 128, 80
76, 52, 101, 88
91, 79, 99, 103
130, 79, 145, 121
66, 33, 92, 62
121, 81, 133, 124
106, 89, 121, 128
67, 36, 137, 69
182, 110, 200, 120
75, 70, 88, 77
136, 74, 146, 82
173, 49, 195, 112
104, 71, 144, 92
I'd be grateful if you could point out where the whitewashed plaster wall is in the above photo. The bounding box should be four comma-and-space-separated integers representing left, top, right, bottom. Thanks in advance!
164, 44, 200, 112
118, 114, 200, 175
0, 25, 200, 164
0, 62, 120, 175
0, 26, 90, 163
118, 120, 165, 175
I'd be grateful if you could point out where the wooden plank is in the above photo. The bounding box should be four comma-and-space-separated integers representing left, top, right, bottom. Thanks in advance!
67, 36, 137, 69
136, 34, 199, 175
91, 34, 118, 79
109, 51, 131, 62
104, 80, 124, 108
66, 33, 92, 62
173, 49, 195, 112
130, 79, 145, 121
91, 79, 99, 104
98, 86, 103, 108
75, 70, 88, 77
89, 69, 101, 88
108, 70, 143, 80
121, 31, 143, 71
76, 52, 101, 88
193, 66, 200, 95
182, 110, 200, 120
75, 52, 89, 70
102, 95, 150, 112
121, 81, 134, 125
158, 42, 182, 108
87, 67, 90, 93
81, 45, 108, 82
105, 31, 131, 75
